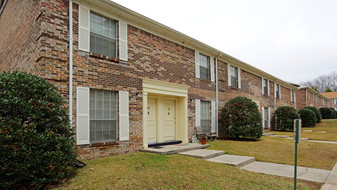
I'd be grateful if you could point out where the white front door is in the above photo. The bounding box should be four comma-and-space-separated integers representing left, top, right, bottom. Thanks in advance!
163, 99, 176, 141
147, 98, 157, 144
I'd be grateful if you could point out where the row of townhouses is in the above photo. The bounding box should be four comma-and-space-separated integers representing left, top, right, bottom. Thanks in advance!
0, 0, 336, 159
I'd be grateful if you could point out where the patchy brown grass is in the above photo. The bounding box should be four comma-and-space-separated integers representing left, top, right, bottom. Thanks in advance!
209, 136, 337, 170
52, 152, 321, 190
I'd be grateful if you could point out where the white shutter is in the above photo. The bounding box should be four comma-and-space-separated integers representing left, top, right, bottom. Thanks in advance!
79, 5, 90, 52
268, 108, 271, 129
279, 85, 282, 99
261, 78, 264, 94
262, 108, 265, 129
211, 101, 215, 133
210, 56, 215, 82
267, 80, 270, 96
195, 51, 200, 78
294, 91, 296, 103
195, 99, 200, 127
76, 87, 90, 145
119, 21, 128, 61
227, 64, 231, 86
238, 68, 241, 88
119, 91, 129, 141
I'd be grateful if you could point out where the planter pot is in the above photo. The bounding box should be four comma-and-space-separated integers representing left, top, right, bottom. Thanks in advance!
200, 139, 207, 144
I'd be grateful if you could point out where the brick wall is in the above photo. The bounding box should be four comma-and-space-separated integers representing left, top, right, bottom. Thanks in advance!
0, 0, 42, 74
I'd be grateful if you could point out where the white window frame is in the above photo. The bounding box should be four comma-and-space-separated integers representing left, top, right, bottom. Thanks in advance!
89, 89, 118, 144
262, 78, 269, 95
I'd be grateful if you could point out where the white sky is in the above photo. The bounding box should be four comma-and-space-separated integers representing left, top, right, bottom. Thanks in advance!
112, 0, 337, 83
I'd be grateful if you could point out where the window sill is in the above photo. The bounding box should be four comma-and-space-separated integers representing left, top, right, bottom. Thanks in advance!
89, 141, 119, 147
90, 52, 120, 63
230, 86, 239, 90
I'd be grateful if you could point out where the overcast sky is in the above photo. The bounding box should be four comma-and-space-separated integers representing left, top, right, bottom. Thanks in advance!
113, 0, 337, 83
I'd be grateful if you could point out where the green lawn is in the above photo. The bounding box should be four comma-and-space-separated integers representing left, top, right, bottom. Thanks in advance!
270, 119, 337, 141
53, 152, 320, 190
208, 136, 337, 170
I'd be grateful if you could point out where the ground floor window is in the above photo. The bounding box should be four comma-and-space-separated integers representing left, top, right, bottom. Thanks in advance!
90, 89, 117, 143
263, 107, 269, 129
200, 101, 211, 134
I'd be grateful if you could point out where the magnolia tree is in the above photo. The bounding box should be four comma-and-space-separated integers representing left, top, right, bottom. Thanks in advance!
0, 71, 76, 189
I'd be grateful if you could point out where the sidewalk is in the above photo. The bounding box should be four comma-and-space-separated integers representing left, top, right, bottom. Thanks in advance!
144, 144, 337, 189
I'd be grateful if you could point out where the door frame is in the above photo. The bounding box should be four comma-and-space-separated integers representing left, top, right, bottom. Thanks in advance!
142, 78, 189, 149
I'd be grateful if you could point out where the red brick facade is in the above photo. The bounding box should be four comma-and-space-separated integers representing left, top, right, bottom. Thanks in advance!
0, 0, 322, 159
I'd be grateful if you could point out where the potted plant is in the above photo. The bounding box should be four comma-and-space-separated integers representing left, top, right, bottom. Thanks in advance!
200, 135, 207, 145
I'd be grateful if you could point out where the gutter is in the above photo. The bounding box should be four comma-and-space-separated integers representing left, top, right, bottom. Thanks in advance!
69, 0, 73, 127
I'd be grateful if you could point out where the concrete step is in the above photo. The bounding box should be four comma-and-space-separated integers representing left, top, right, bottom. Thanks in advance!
206, 154, 255, 167
141, 143, 209, 155
178, 149, 225, 159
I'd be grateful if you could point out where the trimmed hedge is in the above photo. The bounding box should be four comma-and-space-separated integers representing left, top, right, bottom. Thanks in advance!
274, 106, 300, 131
304, 106, 321, 123
331, 108, 337, 119
298, 109, 316, 127
319, 108, 333, 119
220, 96, 262, 140
0, 71, 76, 189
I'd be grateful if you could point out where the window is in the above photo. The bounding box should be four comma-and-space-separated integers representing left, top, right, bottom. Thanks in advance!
90, 89, 117, 143
199, 54, 210, 80
263, 107, 269, 129
90, 12, 117, 58
262, 79, 268, 95
230, 66, 238, 88
275, 84, 280, 98
335, 99, 337, 105
200, 101, 211, 134
306, 91, 309, 100
291, 90, 294, 102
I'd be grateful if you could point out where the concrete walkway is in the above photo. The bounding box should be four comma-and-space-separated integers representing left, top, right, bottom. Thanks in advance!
264, 132, 337, 144
143, 143, 337, 188
241, 161, 330, 183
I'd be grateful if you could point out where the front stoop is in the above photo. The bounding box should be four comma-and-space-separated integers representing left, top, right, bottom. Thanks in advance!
140, 143, 210, 155
178, 149, 225, 159
206, 154, 255, 167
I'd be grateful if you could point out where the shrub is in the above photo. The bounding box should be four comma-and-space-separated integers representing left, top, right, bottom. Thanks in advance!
220, 96, 262, 140
319, 108, 333, 119
304, 106, 321, 123
331, 108, 337, 119
274, 106, 300, 131
298, 109, 316, 127
0, 71, 76, 189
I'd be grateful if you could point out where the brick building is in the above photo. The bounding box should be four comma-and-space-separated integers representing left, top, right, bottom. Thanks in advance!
0, 0, 305, 159
294, 86, 331, 110
321, 92, 337, 110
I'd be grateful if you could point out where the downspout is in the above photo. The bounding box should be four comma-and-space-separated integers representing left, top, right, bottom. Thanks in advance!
215, 54, 220, 137
69, 0, 73, 127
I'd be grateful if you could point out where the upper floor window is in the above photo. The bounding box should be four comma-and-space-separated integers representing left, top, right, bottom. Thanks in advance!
306, 91, 309, 100
230, 66, 238, 88
262, 78, 269, 95
199, 54, 210, 80
90, 12, 117, 58
291, 90, 295, 102
275, 84, 280, 98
